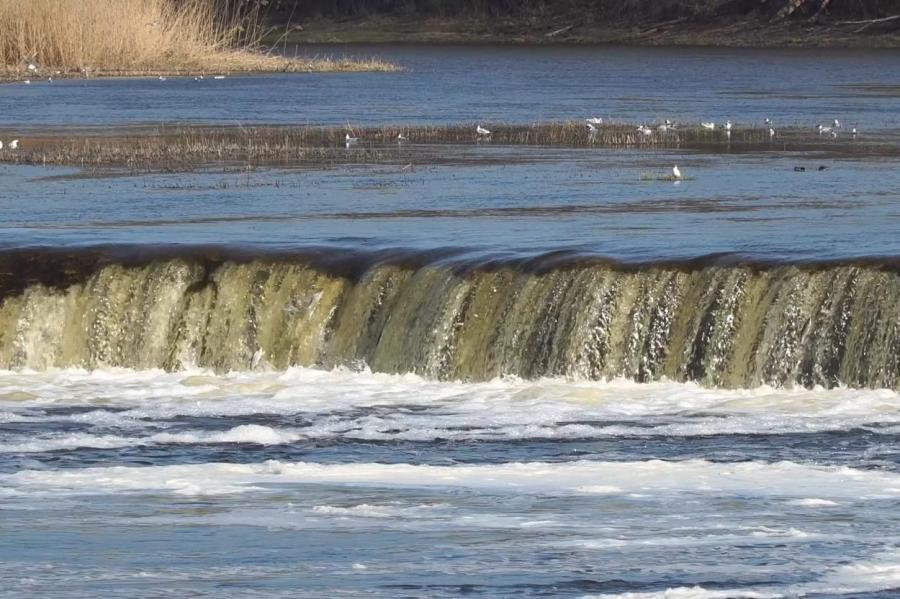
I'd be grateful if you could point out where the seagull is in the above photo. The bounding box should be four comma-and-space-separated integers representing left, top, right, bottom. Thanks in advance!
397, 132, 408, 142
476, 125, 491, 136
852, 127, 858, 137
725, 120, 732, 132
769, 127, 776, 138
830, 130, 838, 139
586, 117, 603, 125
764, 118, 772, 125
833, 119, 841, 128
818, 124, 832, 134
23, 80, 30, 85
586, 122, 597, 134
701, 122, 716, 130
27, 63, 37, 72
637, 125, 653, 136
9, 139, 19, 149
158, 76, 167, 81
657, 123, 670, 133
345, 133, 359, 145
672, 165, 682, 179
213, 75, 226, 80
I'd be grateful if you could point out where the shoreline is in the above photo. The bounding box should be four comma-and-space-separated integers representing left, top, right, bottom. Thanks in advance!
0, 55, 399, 84
268, 15, 900, 49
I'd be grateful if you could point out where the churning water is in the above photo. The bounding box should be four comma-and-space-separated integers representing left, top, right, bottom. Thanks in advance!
2, 44, 900, 597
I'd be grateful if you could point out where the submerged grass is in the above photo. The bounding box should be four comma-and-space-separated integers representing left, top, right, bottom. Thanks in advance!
0, 121, 882, 171
0, 0, 397, 79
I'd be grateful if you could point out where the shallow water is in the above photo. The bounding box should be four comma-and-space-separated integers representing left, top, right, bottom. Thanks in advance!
1, 147, 899, 261
2, 44, 900, 597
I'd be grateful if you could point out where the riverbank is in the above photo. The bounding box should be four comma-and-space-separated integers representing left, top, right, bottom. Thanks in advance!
0, 55, 397, 84
270, 14, 900, 48
0, 0, 397, 85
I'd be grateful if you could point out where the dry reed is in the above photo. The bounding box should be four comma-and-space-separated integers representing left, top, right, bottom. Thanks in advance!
0, 121, 877, 171
0, 0, 396, 78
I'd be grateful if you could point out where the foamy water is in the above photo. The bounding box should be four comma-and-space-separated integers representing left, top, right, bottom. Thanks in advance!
1, 366, 900, 597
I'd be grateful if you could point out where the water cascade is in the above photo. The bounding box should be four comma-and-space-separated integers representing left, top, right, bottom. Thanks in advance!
0, 248, 898, 389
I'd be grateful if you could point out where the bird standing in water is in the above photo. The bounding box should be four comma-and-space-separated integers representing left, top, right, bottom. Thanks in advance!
673, 165, 682, 180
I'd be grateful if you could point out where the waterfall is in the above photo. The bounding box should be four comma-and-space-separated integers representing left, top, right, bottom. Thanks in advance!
0, 247, 898, 389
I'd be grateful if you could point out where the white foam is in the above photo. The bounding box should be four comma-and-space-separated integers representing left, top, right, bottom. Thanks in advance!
2, 366, 900, 445
5, 458, 900, 500
0, 425, 303, 453
584, 588, 782, 599
785, 498, 839, 507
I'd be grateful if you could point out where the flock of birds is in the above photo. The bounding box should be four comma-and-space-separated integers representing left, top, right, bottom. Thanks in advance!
346, 116, 858, 181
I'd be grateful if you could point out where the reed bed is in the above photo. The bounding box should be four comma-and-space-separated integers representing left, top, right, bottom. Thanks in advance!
0, 0, 396, 79
0, 121, 876, 171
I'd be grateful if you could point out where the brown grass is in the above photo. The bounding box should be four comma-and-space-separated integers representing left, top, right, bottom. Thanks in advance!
0, 0, 397, 79
0, 121, 882, 172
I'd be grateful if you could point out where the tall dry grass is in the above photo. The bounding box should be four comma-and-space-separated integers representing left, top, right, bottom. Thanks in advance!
0, 0, 395, 76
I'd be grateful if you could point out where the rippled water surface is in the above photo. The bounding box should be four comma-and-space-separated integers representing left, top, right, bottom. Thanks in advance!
3, 44, 900, 598
2, 44, 899, 130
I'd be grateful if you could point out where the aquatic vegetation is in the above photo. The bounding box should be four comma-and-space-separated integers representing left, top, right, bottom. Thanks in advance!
0, 0, 396, 79
0, 121, 873, 171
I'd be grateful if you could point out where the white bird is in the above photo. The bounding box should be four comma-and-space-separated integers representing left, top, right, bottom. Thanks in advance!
476, 125, 491, 136
158, 76, 167, 81
852, 127, 858, 137
657, 124, 670, 133
47, 77, 52, 83
586, 117, 603, 125
818, 124, 832, 134
0, 141, 4, 150
725, 120, 732, 132
9, 139, 19, 150
345, 133, 359, 144
23, 80, 30, 85
586, 122, 597, 134
637, 125, 652, 136
833, 119, 841, 128
769, 127, 776, 138
701, 122, 716, 130
397, 132, 408, 142
27, 63, 37, 72
213, 75, 226, 80
672, 165, 682, 179
764, 118, 771, 125
830, 130, 838, 139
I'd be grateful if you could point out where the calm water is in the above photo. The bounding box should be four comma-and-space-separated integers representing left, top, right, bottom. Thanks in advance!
1, 44, 899, 130
1, 147, 898, 261
2, 45, 900, 598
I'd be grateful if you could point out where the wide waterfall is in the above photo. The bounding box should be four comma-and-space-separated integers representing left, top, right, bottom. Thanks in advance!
0, 247, 898, 389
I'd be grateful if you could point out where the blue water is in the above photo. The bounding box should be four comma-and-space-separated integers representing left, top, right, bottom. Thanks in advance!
1, 44, 899, 130
1, 147, 898, 261
2, 45, 900, 598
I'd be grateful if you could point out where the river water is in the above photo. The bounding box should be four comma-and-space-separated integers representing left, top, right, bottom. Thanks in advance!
2, 44, 900, 598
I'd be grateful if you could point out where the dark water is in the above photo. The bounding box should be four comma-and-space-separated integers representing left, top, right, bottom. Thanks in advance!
1, 44, 899, 130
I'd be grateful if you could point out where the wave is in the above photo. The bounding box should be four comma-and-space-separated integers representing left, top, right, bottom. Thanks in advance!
6, 458, 900, 499
2, 245, 900, 389
4, 369, 900, 449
